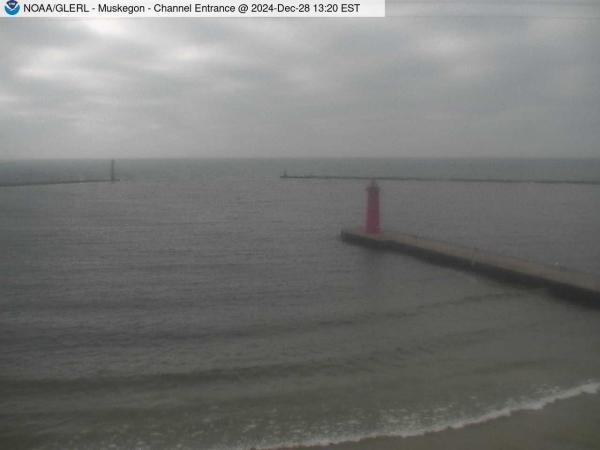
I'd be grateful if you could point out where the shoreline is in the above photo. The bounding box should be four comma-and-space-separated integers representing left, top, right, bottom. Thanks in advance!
273, 382, 600, 450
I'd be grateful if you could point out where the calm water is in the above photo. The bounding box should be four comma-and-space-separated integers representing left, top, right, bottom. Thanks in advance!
1, 159, 599, 450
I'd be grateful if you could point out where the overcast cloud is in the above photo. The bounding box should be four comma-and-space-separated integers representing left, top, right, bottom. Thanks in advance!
1, 1, 599, 158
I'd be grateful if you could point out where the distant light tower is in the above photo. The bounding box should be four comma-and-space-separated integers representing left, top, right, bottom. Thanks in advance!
365, 180, 380, 234
110, 159, 116, 182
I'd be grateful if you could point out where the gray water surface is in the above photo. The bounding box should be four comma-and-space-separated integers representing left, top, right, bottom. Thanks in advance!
1, 159, 599, 450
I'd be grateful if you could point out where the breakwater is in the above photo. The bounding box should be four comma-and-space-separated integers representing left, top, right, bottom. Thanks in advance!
281, 174, 600, 185
0, 159, 119, 188
341, 229, 600, 301
0, 179, 116, 188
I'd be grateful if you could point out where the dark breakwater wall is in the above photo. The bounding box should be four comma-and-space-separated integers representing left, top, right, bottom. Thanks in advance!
0, 179, 116, 188
282, 174, 600, 185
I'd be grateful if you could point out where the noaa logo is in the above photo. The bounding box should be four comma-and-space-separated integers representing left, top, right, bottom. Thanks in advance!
4, 0, 20, 15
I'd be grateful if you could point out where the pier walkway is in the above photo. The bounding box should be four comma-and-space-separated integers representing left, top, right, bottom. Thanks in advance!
341, 229, 600, 301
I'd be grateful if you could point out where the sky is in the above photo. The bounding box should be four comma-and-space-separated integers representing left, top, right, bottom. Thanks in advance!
1, 1, 599, 159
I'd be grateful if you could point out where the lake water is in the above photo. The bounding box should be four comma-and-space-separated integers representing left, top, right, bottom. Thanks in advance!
1, 158, 599, 449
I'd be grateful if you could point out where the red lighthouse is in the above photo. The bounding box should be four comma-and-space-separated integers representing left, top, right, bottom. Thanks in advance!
365, 180, 380, 234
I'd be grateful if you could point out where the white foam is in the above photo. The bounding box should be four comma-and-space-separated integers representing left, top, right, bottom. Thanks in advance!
253, 380, 600, 450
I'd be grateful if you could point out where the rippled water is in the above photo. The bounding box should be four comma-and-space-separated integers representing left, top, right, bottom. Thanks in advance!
1, 159, 599, 449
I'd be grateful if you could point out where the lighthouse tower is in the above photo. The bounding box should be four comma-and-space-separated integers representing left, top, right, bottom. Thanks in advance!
110, 159, 116, 182
365, 180, 380, 234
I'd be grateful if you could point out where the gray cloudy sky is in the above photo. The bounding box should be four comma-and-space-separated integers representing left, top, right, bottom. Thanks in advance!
1, 1, 600, 159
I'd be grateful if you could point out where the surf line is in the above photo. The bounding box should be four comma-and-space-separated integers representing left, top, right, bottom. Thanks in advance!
261, 381, 600, 450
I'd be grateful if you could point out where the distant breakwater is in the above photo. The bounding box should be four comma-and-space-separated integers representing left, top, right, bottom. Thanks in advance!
280, 174, 600, 185
0, 179, 117, 188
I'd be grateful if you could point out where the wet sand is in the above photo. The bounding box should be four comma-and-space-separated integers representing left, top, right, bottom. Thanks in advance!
300, 391, 600, 450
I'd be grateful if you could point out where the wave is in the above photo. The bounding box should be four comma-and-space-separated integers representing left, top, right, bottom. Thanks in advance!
0, 350, 390, 393
260, 380, 600, 450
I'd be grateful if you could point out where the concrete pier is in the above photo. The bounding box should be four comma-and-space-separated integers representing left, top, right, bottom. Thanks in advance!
341, 228, 600, 301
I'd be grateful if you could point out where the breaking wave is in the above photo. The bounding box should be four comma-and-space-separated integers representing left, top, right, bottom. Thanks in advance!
264, 380, 600, 450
